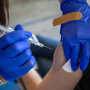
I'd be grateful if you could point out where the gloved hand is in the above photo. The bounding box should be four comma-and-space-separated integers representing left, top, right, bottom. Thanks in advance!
60, 0, 90, 71
0, 24, 36, 81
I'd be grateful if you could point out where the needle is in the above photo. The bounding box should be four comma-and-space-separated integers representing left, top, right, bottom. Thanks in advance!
43, 45, 52, 50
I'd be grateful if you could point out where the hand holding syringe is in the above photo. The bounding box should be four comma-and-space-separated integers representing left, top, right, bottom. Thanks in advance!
0, 24, 52, 85
0, 24, 51, 49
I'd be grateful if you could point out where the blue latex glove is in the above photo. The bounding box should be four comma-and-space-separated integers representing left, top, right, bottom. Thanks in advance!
0, 24, 36, 81
60, 0, 90, 71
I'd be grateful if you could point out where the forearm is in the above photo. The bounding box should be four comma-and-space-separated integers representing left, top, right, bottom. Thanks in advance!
22, 66, 82, 90
37, 66, 82, 90
22, 69, 42, 90
22, 44, 83, 90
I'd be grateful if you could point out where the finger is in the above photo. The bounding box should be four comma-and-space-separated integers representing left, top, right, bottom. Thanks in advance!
20, 56, 36, 70
0, 30, 32, 48
13, 49, 32, 66
6, 56, 36, 81
3, 40, 30, 57
70, 42, 80, 71
62, 39, 71, 61
80, 42, 89, 71
14, 24, 24, 31
16, 56, 36, 76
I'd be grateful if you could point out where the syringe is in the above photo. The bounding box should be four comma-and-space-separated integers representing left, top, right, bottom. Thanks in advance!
0, 24, 51, 49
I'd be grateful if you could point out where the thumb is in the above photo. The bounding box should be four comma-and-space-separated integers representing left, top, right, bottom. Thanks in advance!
53, 42, 66, 68
14, 24, 24, 31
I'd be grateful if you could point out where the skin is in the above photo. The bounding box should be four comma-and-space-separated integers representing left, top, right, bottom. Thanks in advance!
22, 43, 83, 90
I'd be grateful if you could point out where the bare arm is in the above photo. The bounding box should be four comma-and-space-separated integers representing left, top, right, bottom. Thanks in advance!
22, 44, 83, 90
22, 69, 42, 90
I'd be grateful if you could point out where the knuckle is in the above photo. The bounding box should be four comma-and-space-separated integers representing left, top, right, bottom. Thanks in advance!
25, 41, 30, 47
25, 50, 32, 57
13, 43, 20, 51
16, 31, 24, 38
18, 31, 25, 38
30, 56, 36, 66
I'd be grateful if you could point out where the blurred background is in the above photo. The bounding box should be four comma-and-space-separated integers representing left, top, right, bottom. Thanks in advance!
9, 0, 90, 40
9, 0, 61, 40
